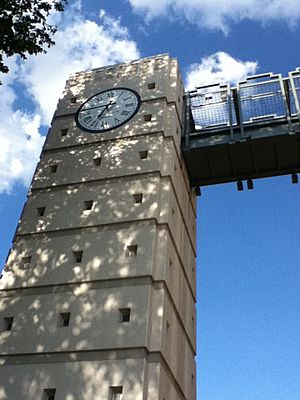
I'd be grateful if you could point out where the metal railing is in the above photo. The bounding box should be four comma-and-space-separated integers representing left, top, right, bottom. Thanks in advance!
185, 68, 300, 142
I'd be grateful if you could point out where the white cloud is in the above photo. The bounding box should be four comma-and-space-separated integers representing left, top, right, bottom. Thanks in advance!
0, 59, 45, 193
185, 52, 258, 90
128, 0, 300, 32
0, 5, 139, 193
20, 7, 140, 124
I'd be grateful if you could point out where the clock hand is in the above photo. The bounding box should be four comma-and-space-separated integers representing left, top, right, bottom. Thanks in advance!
82, 104, 110, 112
96, 105, 110, 119
96, 101, 116, 119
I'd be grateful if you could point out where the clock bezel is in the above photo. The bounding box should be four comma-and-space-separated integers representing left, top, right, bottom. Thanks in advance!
75, 87, 141, 133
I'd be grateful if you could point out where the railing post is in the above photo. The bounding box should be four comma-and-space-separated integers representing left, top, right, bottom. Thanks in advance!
279, 75, 294, 133
232, 87, 245, 141
184, 92, 191, 148
227, 86, 234, 143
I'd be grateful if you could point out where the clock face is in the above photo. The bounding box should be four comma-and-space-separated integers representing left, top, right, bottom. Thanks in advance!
75, 88, 141, 132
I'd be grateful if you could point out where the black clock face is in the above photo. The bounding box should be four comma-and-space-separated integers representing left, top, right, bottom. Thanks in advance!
75, 88, 141, 132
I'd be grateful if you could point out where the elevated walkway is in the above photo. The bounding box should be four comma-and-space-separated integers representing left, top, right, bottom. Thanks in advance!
182, 68, 300, 187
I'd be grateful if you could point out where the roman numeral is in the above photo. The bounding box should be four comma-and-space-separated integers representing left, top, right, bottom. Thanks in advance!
114, 118, 121, 124
89, 120, 98, 128
121, 110, 130, 116
100, 120, 109, 129
125, 102, 134, 108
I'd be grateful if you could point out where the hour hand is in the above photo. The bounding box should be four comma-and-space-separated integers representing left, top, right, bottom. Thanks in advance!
96, 104, 109, 119
96, 101, 115, 119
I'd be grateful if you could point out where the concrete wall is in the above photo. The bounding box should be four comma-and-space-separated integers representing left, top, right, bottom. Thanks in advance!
0, 357, 147, 400
0, 54, 196, 400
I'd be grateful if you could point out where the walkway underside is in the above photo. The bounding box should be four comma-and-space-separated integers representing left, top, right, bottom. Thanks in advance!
183, 122, 300, 186
182, 68, 300, 186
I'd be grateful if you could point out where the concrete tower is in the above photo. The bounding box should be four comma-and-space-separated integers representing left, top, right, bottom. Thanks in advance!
0, 54, 196, 400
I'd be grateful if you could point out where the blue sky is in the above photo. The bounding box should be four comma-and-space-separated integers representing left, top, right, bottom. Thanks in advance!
0, 1, 299, 399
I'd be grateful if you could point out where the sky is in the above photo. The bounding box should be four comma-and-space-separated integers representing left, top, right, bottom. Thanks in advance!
0, 1, 299, 399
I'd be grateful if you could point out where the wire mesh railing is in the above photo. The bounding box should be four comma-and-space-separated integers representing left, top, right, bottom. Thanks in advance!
189, 84, 236, 130
186, 68, 300, 136
238, 74, 287, 123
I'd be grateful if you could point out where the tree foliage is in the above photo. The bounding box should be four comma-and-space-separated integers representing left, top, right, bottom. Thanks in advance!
0, 0, 67, 77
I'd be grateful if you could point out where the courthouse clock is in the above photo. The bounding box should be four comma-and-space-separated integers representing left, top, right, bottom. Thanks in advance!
75, 88, 141, 132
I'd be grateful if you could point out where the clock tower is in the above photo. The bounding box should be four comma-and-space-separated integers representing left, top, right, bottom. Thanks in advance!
0, 55, 196, 400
